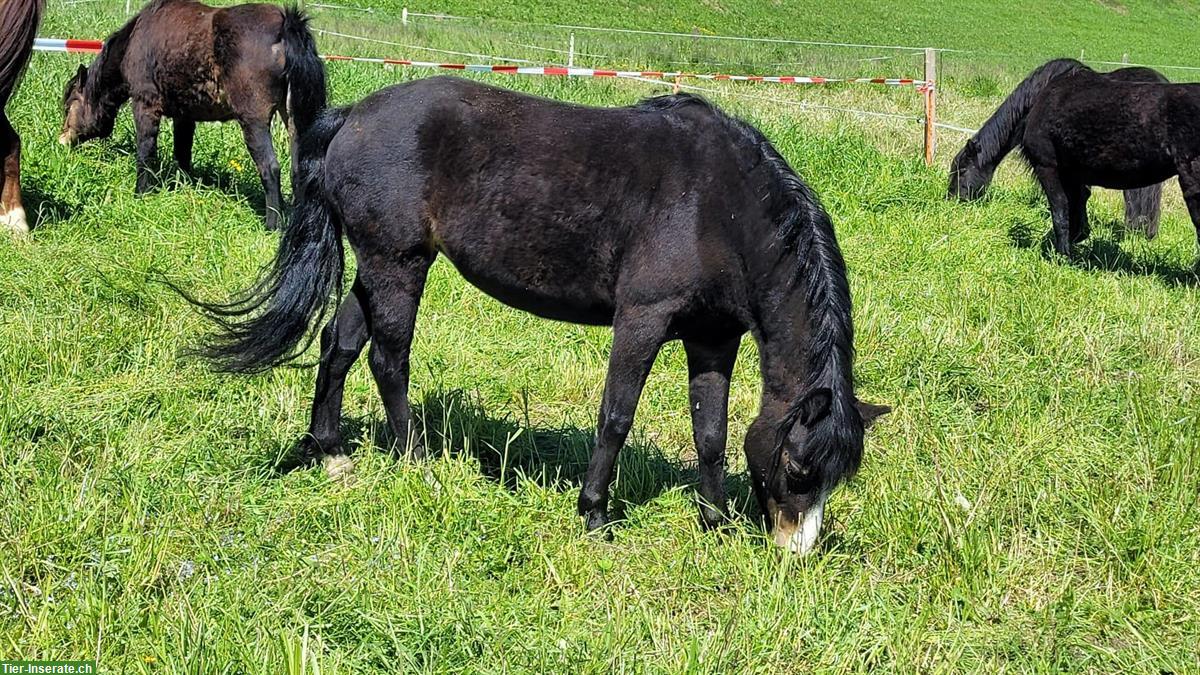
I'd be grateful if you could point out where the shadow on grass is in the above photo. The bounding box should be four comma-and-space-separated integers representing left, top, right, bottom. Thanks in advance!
267, 388, 761, 525
1007, 218, 1199, 287
23, 184, 82, 229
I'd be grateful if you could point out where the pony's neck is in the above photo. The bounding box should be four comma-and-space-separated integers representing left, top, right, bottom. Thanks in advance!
752, 269, 813, 409
86, 17, 135, 113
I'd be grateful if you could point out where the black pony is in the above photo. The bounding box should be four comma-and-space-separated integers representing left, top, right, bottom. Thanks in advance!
59, 0, 326, 229
192, 77, 890, 554
948, 60, 1173, 248
0, 0, 43, 235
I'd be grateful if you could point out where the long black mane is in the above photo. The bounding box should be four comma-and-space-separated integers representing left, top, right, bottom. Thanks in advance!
632, 92, 861, 488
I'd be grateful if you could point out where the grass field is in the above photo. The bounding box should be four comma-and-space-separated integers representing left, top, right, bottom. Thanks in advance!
3, 0, 1200, 672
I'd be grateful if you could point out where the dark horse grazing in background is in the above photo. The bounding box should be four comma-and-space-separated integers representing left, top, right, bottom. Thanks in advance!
59, 0, 326, 230
948, 60, 1172, 248
0, 0, 43, 235
191, 77, 889, 554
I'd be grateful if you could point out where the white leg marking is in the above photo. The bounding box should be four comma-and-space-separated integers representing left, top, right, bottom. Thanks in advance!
2, 207, 29, 236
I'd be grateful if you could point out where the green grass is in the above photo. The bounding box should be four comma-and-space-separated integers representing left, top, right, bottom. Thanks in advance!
4, 1, 1200, 672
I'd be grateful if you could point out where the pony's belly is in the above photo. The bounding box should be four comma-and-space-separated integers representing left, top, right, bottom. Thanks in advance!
439, 247, 617, 326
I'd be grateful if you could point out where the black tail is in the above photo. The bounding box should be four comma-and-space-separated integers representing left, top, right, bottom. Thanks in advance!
280, 6, 326, 137
1123, 183, 1163, 240
762, 143, 864, 494
191, 107, 350, 373
0, 0, 43, 105
948, 58, 1090, 201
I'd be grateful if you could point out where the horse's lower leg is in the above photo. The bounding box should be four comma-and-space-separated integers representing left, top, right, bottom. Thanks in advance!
132, 103, 162, 194
1069, 184, 1091, 244
1177, 162, 1200, 252
363, 255, 433, 458
302, 282, 371, 459
173, 119, 196, 175
0, 115, 27, 235
683, 337, 738, 530
1034, 166, 1073, 255
239, 119, 282, 230
578, 308, 670, 532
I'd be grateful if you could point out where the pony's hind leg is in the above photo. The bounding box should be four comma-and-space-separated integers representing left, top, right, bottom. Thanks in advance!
1177, 160, 1200, 252
0, 114, 28, 236
684, 337, 739, 530
1068, 184, 1092, 245
238, 118, 283, 230
299, 280, 371, 464
578, 306, 672, 532
360, 253, 435, 458
173, 119, 196, 175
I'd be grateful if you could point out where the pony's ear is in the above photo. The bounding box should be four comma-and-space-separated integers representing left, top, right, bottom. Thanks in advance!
795, 387, 832, 427
855, 400, 891, 428
76, 64, 87, 83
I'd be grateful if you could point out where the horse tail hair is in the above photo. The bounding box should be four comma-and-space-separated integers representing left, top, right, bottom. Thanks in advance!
0, 0, 43, 105
280, 6, 326, 136
190, 106, 350, 373
761, 143, 864, 494
948, 58, 1090, 200
1123, 183, 1163, 240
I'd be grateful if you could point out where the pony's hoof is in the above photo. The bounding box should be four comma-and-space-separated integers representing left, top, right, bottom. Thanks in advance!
323, 453, 356, 483
1, 207, 30, 237
582, 510, 612, 538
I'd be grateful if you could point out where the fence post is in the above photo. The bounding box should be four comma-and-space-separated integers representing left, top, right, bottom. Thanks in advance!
401, 7, 408, 25
568, 32, 575, 68
923, 48, 937, 167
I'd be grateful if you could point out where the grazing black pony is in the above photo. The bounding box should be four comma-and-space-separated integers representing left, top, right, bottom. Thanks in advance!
59, 0, 326, 230
948, 60, 1173, 248
192, 77, 890, 554
0, 0, 43, 236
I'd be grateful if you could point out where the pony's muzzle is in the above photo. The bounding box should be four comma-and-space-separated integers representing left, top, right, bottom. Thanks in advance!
58, 131, 77, 147
769, 496, 826, 555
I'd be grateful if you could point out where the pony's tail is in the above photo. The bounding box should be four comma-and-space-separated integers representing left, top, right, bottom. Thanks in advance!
1124, 183, 1163, 240
280, 6, 326, 137
190, 106, 350, 373
948, 58, 1089, 200
0, 0, 43, 105
762, 145, 864, 494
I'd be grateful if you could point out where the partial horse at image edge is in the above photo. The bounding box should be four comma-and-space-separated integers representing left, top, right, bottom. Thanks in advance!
0, 0, 44, 235
948, 59, 1169, 243
187, 76, 890, 555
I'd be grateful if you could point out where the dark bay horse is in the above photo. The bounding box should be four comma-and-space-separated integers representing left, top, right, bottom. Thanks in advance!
948, 60, 1172, 248
191, 77, 889, 554
59, 0, 326, 230
0, 0, 43, 236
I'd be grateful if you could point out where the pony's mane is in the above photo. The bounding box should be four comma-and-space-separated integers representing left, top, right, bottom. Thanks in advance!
635, 91, 861, 489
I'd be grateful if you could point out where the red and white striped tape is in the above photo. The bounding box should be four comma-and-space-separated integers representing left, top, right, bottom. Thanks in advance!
33, 37, 933, 89
34, 38, 105, 53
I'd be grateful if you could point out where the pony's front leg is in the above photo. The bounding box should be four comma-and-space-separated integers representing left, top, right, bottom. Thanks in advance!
578, 307, 670, 533
684, 337, 739, 530
131, 102, 162, 194
1034, 166, 1073, 256
238, 119, 282, 230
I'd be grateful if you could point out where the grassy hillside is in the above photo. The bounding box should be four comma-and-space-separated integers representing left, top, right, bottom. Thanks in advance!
3, 0, 1199, 672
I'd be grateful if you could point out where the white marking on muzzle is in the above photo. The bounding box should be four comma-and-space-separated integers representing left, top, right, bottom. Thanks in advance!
1, 207, 29, 236
773, 495, 826, 555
